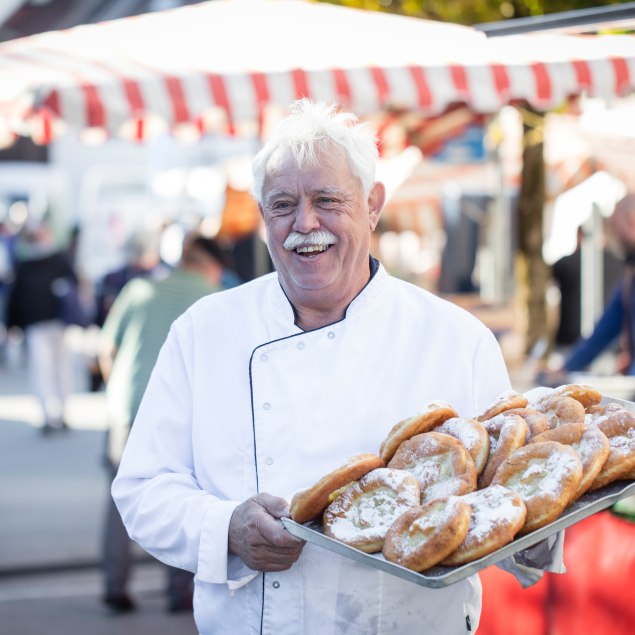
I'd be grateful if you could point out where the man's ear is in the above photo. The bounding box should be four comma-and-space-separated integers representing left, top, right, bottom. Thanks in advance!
368, 182, 385, 231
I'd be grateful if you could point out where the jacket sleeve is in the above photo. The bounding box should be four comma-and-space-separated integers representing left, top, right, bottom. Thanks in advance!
111, 316, 252, 589
471, 327, 512, 415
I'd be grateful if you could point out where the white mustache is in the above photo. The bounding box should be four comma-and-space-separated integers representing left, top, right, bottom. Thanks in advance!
283, 230, 338, 251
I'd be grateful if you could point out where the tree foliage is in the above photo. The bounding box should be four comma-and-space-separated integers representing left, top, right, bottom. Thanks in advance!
326, 0, 632, 25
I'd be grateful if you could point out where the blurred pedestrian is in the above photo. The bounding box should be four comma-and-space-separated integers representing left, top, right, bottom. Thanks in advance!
98, 233, 224, 614
551, 225, 621, 349
227, 225, 274, 283
552, 194, 635, 379
0, 218, 17, 364
89, 228, 169, 392
94, 227, 169, 327
5, 222, 78, 434
183, 229, 243, 289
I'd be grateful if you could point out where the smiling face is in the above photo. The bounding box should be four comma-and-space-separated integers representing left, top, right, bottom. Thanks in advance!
260, 145, 384, 328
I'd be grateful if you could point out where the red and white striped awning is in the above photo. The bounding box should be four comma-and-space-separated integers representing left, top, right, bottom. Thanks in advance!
0, 0, 634, 144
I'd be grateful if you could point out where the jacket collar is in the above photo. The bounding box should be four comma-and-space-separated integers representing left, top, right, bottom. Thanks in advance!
267, 259, 388, 336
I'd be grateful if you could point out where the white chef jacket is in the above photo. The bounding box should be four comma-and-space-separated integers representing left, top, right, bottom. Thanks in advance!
113, 264, 513, 635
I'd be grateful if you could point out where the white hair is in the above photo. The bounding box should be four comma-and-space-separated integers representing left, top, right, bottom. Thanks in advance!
252, 99, 378, 205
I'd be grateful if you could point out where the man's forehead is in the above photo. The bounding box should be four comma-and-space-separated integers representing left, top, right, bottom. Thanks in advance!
263, 183, 345, 202
263, 146, 357, 196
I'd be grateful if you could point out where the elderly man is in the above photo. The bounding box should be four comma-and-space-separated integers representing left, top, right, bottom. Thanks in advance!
113, 100, 557, 634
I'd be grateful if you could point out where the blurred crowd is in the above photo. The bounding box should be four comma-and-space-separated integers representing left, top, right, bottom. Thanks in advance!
0, 209, 270, 614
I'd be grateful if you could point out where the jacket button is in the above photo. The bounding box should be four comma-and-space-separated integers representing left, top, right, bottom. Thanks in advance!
265, 457, 273, 465
263, 402, 271, 411
327, 331, 335, 339
272, 581, 280, 589
297, 341, 305, 350
260, 353, 268, 362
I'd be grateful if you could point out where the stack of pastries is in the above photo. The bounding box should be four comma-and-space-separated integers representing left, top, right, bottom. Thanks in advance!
289, 384, 635, 573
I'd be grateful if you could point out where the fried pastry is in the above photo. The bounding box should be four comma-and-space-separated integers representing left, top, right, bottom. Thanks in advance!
586, 402, 633, 427
323, 468, 420, 553
388, 431, 477, 503
492, 441, 583, 534
504, 407, 550, 441
475, 390, 528, 423
478, 413, 528, 489
529, 421, 584, 445
382, 497, 471, 572
552, 384, 602, 409
587, 405, 635, 490
441, 485, 527, 566
434, 417, 490, 476
528, 422, 609, 499
535, 396, 586, 430
571, 427, 610, 498
290, 453, 385, 524
378, 402, 458, 463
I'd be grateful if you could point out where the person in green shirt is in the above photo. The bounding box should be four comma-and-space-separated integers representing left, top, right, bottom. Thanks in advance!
99, 233, 227, 614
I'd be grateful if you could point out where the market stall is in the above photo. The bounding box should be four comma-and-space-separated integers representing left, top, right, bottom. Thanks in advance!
0, 0, 634, 145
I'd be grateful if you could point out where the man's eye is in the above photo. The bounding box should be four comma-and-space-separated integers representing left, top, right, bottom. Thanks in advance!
317, 197, 336, 205
272, 201, 293, 211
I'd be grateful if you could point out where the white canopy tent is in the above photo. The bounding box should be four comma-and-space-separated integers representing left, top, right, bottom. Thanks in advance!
0, 0, 634, 144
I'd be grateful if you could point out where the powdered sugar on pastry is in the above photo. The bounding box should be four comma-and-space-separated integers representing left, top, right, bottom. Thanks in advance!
387, 431, 477, 503
323, 468, 420, 553
382, 497, 471, 571
476, 391, 528, 423
478, 413, 528, 489
571, 427, 610, 498
434, 417, 490, 476
378, 402, 458, 463
492, 441, 582, 534
290, 453, 385, 524
589, 408, 635, 489
442, 485, 526, 565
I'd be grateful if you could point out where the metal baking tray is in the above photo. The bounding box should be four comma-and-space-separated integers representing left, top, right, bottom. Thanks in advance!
282, 479, 635, 588
282, 393, 635, 589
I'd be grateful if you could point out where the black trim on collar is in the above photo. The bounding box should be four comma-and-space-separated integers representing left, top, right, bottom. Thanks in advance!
369, 254, 379, 279
276, 254, 381, 332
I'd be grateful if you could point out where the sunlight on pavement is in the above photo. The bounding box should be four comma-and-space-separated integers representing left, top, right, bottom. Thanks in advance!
0, 392, 108, 430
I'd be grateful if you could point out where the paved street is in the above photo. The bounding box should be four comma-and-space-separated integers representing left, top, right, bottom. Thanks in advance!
1, 564, 197, 634
0, 336, 197, 634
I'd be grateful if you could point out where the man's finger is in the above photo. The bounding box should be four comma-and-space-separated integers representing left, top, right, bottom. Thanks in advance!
256, 492, 291, 519
257, 517, 305, 550
246, 544, 304, 570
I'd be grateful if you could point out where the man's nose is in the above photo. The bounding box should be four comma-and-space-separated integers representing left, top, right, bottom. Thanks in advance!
292, 198, 320, 233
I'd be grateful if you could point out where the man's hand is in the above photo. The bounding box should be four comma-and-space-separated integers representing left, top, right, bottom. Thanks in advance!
228, 493, 305, 572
